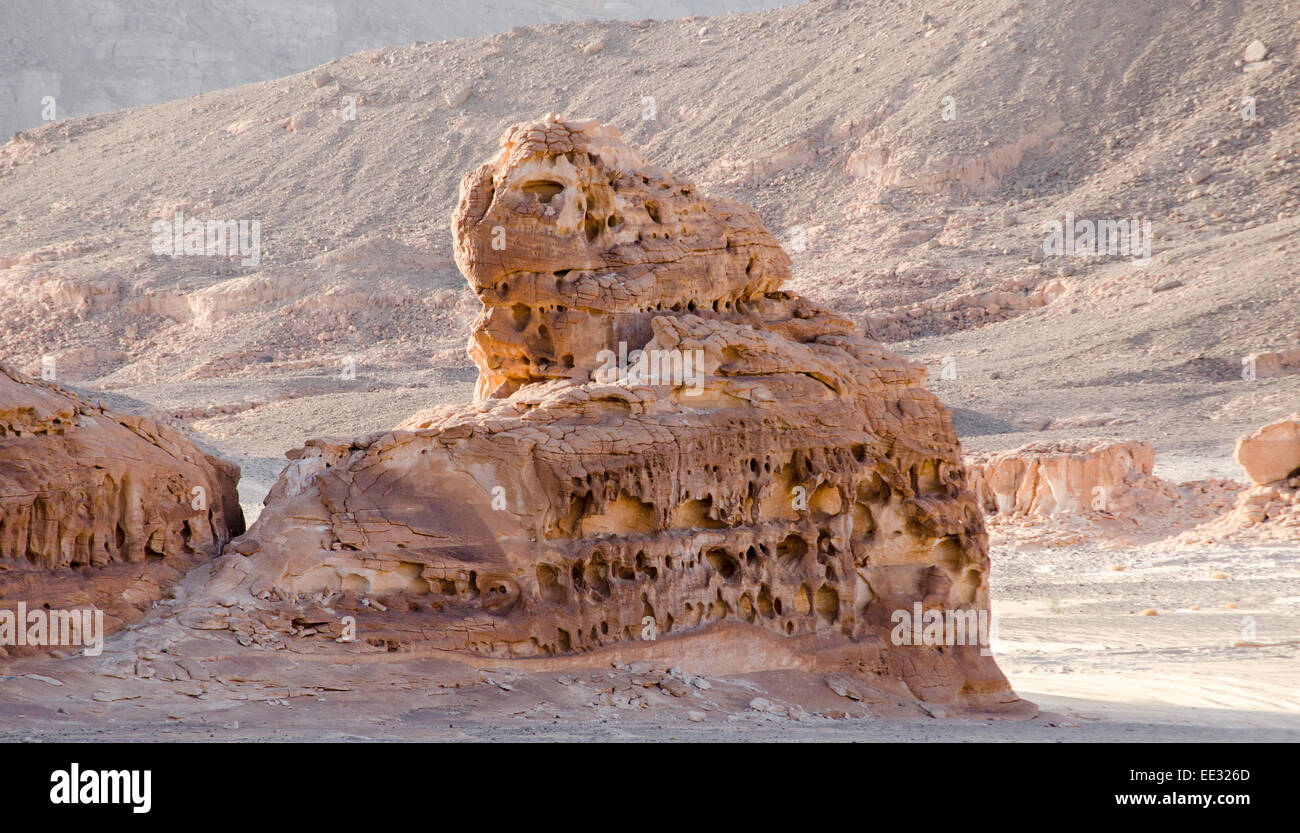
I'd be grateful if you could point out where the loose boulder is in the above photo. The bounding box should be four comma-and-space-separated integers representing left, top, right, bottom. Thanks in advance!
1234, 414, 1300, 486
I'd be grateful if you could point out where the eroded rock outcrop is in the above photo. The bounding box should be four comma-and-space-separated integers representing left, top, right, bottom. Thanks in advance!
965, 439, 1242, 548
0, 364, 243, 654
217, 115, 1028, 715
965, 440, 1155, 516
1181, 415, 1300, 544
1245, 349, 1300, 381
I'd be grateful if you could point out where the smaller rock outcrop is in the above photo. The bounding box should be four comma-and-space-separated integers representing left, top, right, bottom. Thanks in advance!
0, 364, 243, 655
964, 439, 1243, 549
964, 439, 1154, 516
1245, 348, 1300, 380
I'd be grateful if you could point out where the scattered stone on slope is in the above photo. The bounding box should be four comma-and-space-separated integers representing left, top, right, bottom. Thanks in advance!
444, 84, 473, 108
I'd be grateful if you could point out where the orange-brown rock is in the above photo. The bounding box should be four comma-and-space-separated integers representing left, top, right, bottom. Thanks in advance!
965, 439, 1155, 516
452, 114, 792, 400
219, 115, 1029, 716
967, 439, 1243, 549
1234, 414, 1300, 486
1181, 416, 1300, 544
0, 364, 243, 655
1246, 349, 1300, 380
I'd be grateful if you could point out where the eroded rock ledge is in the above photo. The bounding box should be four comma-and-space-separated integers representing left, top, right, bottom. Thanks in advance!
964, 439, 1241, 548
965, 439, 1156, 517
0, 364, 243, 654
218, 115, 1029, 716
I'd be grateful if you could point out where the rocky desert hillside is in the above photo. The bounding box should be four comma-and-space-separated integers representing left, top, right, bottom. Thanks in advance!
1, 0, 1296, 507
0, 0, 785, 139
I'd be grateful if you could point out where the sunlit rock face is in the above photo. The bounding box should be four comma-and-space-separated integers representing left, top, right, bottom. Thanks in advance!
1235, 414, 1300, 487
453, 115, 791, 400
964, 440, 1156, 516
1191, 415, 1300, 545
223, 116, 1027, 715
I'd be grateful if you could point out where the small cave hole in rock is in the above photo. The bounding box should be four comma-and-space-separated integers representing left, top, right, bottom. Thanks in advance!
521, 180, 564, 203
537, 563, 565, 603
511, 303, 531, 331
777, 533, 808, 565
705, 548, 739, 581
814, 585, 839, 624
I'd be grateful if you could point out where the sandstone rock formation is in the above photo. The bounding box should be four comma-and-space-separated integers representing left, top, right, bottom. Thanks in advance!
965, 439, 1243, 549
0, 364, 243, 654
965, 439, 1155, 516
1182, 415, 1300, 544
1234, 414, 1300, 487
217, 115, 1028, 715
1245, 348, 1300, 380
